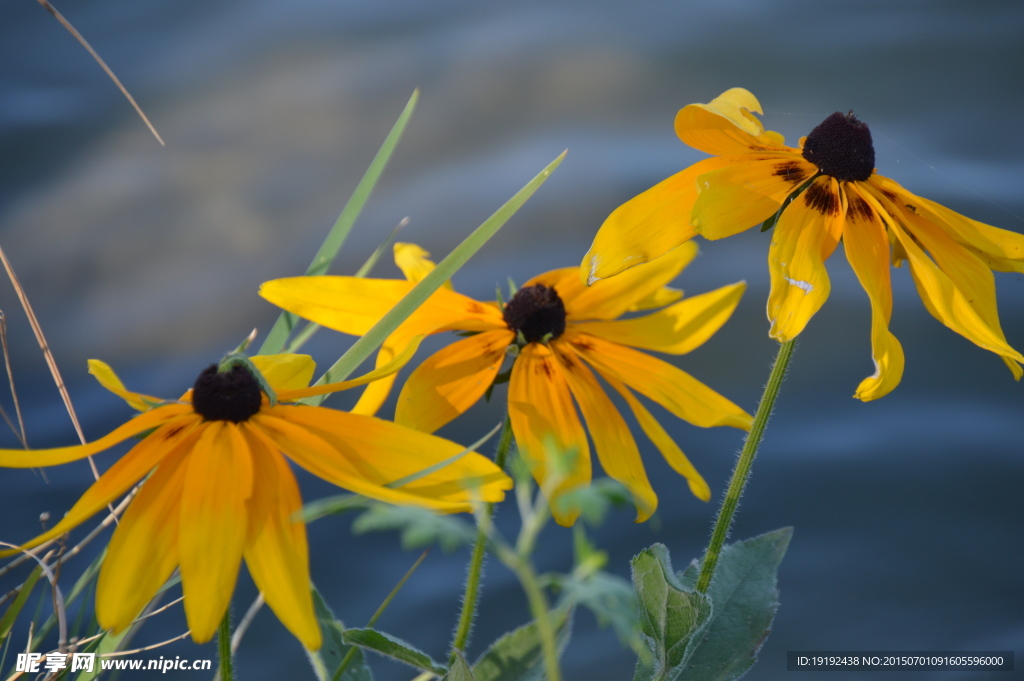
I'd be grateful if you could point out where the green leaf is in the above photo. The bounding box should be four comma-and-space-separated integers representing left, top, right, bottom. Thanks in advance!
554, 570, 642, 655
302, 493, 362, 523
553, 479, 631, 527
259, 89, 419, 356
304, 150, 566, 402
305, 587, 372, 681
0, 565, 42, 643
351, 502, 476, 553
630, 544, 712, 681
445, 652, 476, 681
675, 527, 793, 681
74, 627, 129, 681
471, 607, 573, 681
343, 628, 447, 676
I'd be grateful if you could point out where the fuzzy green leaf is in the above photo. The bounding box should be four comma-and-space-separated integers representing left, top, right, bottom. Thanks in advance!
343, 628, 447, 676
674, 527, 793, 681
471, 607, 573, 681
445, 652, 476, 681
351, 502, 476, 553
631, 544, 712, 681
305, 587, 372, 681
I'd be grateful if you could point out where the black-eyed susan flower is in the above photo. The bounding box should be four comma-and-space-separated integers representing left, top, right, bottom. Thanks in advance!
0, 352, 511, 649
582, 87, 1024, 401
260, 242, 752, 526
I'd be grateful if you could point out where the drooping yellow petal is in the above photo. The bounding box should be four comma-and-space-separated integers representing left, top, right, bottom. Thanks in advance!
348, 328, 421, 417
866, 186, 1024, 373
95, 447, 189, 634
88, 360, 163, 412
840, 185, 906, 401
256, 407, 510, 511
251, 354, 316, 392
551, 342, 657, 522
568, 332, 752, 431
394, 243, 453, 289
178, 422, 253, 644
574, 281, 745, 355
240, 425, 320, 650
581, 157, 730, 285
0, 404, 191, 469
674, 87, 786, 155
872, 175, 1024, 274
395, 329, 512, 434
259, 277, 502, 338
692, 154, 815, 239
549, 242, 697, 321
0, 412, 202, 557
508, 344, 592, 527
767, 176, 844, 341
601, 373, 710, 502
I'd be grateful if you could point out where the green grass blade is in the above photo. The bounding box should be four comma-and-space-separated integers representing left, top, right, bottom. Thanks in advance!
301, 149, 567, 405
259, 89, 420, 356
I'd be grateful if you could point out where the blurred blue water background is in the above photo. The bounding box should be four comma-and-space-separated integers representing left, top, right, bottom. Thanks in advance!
1, 1, 1023, 679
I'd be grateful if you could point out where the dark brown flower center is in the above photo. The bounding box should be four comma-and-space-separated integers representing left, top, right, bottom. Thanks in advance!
191, 364, 262, 422
802, 111, 875, 182
503, 285, 566, 343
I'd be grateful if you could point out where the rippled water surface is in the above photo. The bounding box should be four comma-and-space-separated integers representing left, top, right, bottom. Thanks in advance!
2, 1, 1023, 679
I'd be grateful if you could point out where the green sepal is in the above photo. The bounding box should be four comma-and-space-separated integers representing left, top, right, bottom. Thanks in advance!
305, 587, 372, 681
674, 527, 793, 681
342, 628, 447, 676
471, 607, 573, 681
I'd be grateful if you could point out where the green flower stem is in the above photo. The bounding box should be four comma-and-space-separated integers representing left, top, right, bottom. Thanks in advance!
510, 557, 561, 681
217, 610, 234, 681
696, 339, 796, 594
449, 413, 514, 664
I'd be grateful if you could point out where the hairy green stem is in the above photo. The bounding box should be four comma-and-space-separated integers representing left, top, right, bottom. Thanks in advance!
449, 414, 514, 663
696, 339, 795, 593
217, 610, 234, 681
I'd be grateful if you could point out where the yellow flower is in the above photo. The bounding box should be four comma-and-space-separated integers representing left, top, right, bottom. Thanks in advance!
582, 87, 1024, 400
0, 352, 510, 649
260, 242, 752, 526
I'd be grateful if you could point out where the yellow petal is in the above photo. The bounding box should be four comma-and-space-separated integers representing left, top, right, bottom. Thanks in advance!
95, 447, 189, 633
178, 422, 253, 644
241, 426, 320, 650
546, 242, 697, 321
626, 285, 684, 312
552, 342, 657, 522
394, 243, 453, 289
88, 360, 162, 412
395, 330, 512, 433
767, 176, 844, 341
251, 354, 316, 392
568, 332, 752, 430
866, 184, 1024, 373
507, 344, 591, 527
0, 412, 202, 557
259, 277, 502, 338
255, 407, 511, 511
840, 185, 906, 400
674, 88, 792, 155
0, 404, 191, 469
581, 158, 730, 284
872, 175, 1024, 274
692, 154, 815, 239
601, 374, 710, 502
574, 281, 745, 355
277, 335, 425, 401
349, 328, 421, 417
